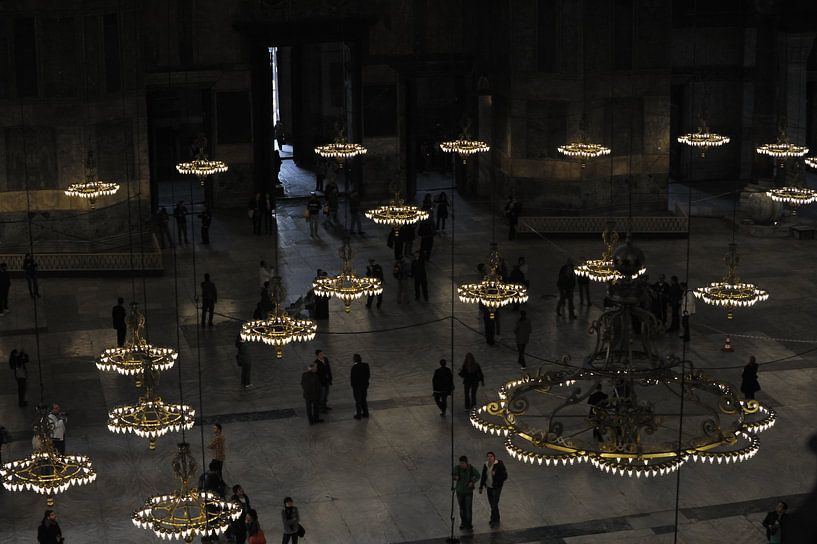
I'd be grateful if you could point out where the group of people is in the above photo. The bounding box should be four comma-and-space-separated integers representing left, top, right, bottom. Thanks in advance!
300, 350, 371, 423
151, 201, 213, 248
430, 354, 486, 416
452, 452, 509, 531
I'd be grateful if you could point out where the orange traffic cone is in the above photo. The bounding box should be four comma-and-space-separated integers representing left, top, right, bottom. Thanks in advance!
721, 335, 734, 352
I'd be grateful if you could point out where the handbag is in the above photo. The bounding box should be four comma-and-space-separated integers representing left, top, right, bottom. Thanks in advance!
303, 207, 310, 219
296, 524, 306, 538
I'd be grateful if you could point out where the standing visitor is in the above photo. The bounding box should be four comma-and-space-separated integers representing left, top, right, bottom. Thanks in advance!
23, 253, 40, 298
513, 311, 532, 368
314, 350, 333, 413
504, 196, 521, 240
10, 349, 29, 407
281, 497, 301, 544
556, 258, 576, 319
348, 189, 363, 235
365, 259, 384, 309
762, 501, 787, 544
173, 201, 189, 245
741, 356, 761, 400
432, 359, 455, 417
418, 219, 435, 260
200, 273, 217, 327
306, 193, 322, 238
301, 362, 322, 425
435, 192, 449, 231
314, 158, 326, 192
412, 253, 429, 302
479, 451, 508, 527
402, 223, 416, 257
459, 353, 484, 411
680, 282, 695, 341
158, 207, 174, 248
199, 208, 212, 245
451, 455, 480, 532
48, 404, 67, 454
263, 193, 274, 234
246, 509, 266, 544
394, 257, 409, 304
652, 274, 670, 326
350, 354, 370, 420
236, 335, 252, 389
207, 423, 225, 480
0, 262, 10, 313
229, 485, 252, 544
112, 297, 127, 347
37, 510, 63, 544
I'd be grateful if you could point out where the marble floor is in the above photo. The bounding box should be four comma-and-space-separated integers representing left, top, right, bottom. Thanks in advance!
0, 191, 816, 544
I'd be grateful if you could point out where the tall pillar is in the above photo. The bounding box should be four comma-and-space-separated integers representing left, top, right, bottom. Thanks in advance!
785, 33, 815, 145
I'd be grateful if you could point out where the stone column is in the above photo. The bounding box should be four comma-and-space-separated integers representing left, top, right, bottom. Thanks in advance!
785, 33, 814, 146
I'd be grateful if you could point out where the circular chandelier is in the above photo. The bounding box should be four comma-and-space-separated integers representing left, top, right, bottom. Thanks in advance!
439, 139, 490, 158
458, 243, 528, 319
805, 156, 817, 169
240, 276, 317, 358
1, 411, 97, 505
107, 367, 195, 450
471, 256, 776, 478
365, 191, 429, 228
693, 243, 769, 319
765, 186, 817, 208
756, 128, 808, 165
176, 136, 228, 185
677, 125, 730, 158
575, 225, 646, 283
313, 239, 382, 313
557, 142, 611, 167
133, 442, 242, 543
315, 127, 367, 160
64, 151, 119, 209
96, 304, 177, 380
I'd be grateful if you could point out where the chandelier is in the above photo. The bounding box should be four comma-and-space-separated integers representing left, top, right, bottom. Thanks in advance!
439, 138, 490, 160
805, 156, 817, 169
458, 243, 528, 319
314, 127, 367, 160
756, 128, 809, 165
765, 186, 817, 209
693, 243, 769, 319
133, 442, 242, 543
313, 239, 383, 313
558, 115, 610, 167
108, 365, 195, 450
240, 276, 317, 358
364, 191, 429, 229
64, 151, 120, 209
677, 122, 730, 158
471, 246, 776, 478
176, 135, 228, 185
575, 225, 646, 282
1, 410, 97, 505
96, 304, 178, 384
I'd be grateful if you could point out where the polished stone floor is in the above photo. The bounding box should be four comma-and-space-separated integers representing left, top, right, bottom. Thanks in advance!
1, 190, 816, 544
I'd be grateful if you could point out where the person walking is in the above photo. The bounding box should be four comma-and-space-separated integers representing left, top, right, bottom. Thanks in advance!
365, 259, 384, 308
394, 257, 409, 304
314, 350, 333, 413
459, 353, 484, 411
245, 509, 266, 544
236, 335, 252, 389
680, 282, 695, 341
762, 501, 787, 543
199, 207, 212, 245
350, 354, 370, 419
207, 423, 226, 480
741, 356, 761, 400
112, 297, 127, 347
173, 201, 189, 245
23, 253, 40, 298
301, 362, 323, 424
263, 193, 274, 234
306, 193, 322, 238
388, 227, 404, 261
652, 274, 670, 326
514, 311, 532, 368
281, 497, 301, 544
481, 304, 496, 346
10, 349, 29, 407
200, 273, 217, 327
556, 258, 576, 319
418, 218, 435, 260
37, 510, 63, 544
505, 196, 521, 240
229, 485, 252, 544
452, 455, 480, 532
48, 404, 67, 454
157, 207, 174, 248
432, 359, 455, 417
479, 451, 508, 527
412, 253, 429, 302
435, 192, 449, 231
324, 180, 340, 228
0, 262, 10, 314
402, 223, 416, 256
314, 158, 326, 192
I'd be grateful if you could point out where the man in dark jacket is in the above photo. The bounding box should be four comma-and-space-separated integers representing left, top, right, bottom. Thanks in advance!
37, 509, 63, 544
112, 297, 127, 347
418, 219, 435, 261
173, 200, 189, 245
307, 193, 322, 238
556, 258, 576, 319
432, 359, 455, 416
762, 501, 787, 542
315, 350, 333, 412
365, 259, 384, 308
350, 353, 370, 419
199, 208, 212, 245
479, 451, 508, 527
201, 273, 217, 327
301, 362, 322, 425
0, 262, 10, 314
513, 311, 532, 368
412, 253, 428, 301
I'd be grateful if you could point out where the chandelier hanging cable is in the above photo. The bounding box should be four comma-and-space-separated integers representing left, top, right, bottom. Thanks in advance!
440, 117, 490, 164
693, 242, 769, 319
315, 126, 367, 161
64, 150, 120, 208
176, 134, 228, 185
471, 242, 776, 478
132, 442, 241, 542
313, 239, 383, 314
